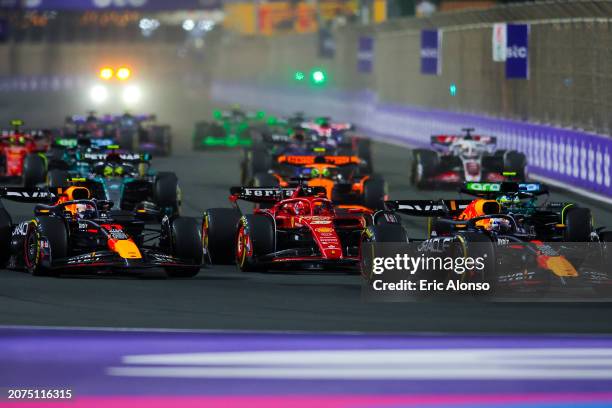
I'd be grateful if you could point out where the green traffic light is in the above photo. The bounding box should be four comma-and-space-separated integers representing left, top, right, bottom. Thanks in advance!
294, 71, 305, 81
311, 70, 326, 84
449, 83, 457, 96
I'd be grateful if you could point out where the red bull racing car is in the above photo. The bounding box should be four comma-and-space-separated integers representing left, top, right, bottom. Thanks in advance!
0, 185, 201, 277
367, 182, 612, 293
202, 186, 371, 271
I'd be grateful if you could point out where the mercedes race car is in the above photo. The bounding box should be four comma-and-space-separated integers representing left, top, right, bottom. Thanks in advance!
46, 148, 180, 219
202, 186, 371, 271
366, 182, 612, 293
411, 128, 526, 189
0, 120, 49, 187
0, 185, 201, 277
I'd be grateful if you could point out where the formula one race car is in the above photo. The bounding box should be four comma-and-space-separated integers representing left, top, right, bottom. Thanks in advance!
243, 117, 373, 181
369, 182, 612, 292
0, 185, 201, 277
113, 113, 172, 156
411, 128, 526, 189
193, 107, 265, 149
249, 153, 387, 210
46, 148, 180, 219
202, 186, 370, 271
0, 120, 49, 187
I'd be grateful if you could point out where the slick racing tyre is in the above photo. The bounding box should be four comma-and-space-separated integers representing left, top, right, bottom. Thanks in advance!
252, 172, 279, 188
363, 176, 387, 210
564, 207, 593, 242
0, 204, 12, 268
360, 221, 408, 282
249, 145, 272, 180
457, 232, 496, 289
151, 126, 172, 156
23, 154, 46, 188
503, 151, 527, 180
24, 217, 67, 276
357, 138, 373, 174
236, 214, 274, 272
202, 208, 241, 264
47, 169, 70, 190
411, 149, 438, 189
166, 217, 202, 278
154, 172, 180, 214
118, 129, 136, 151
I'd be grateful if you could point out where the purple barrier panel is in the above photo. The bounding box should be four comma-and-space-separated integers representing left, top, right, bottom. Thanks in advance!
211, 81, 612, 199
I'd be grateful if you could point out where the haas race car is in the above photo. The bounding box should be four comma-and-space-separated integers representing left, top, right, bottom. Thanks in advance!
411, 128, 527, 189
0, 185, 202, 277
202, 186, 371, 271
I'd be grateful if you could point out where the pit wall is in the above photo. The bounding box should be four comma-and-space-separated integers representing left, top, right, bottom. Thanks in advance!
212, 81, 612, 202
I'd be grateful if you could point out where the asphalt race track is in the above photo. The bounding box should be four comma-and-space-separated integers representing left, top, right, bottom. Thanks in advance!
1, 141, 612, 333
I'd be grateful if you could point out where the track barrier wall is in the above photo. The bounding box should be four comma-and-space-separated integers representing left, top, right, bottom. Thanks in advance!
209, 1, 612, 201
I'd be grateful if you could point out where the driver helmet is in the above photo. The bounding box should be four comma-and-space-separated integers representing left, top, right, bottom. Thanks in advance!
293, 201, 308, 216
291, 126, 306, 143
497, 194, 520, 206
486, 217, 512, 233
75, 202, 96, 219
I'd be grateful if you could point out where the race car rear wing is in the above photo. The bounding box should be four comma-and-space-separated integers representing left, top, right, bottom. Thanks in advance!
76, 151, 151, 163
0, 187, 57, 203
385, 199, 472, 217
459, 182, 548, 198
277, 155, 361, 166
229, 186, 327, 203
430, 134, 496, 147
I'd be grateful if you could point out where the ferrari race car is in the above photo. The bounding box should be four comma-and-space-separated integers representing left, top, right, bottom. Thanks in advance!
366, 182, 612, 293
193, 107, 266, 149
0, 120, 49, 187
411, 128, 527, 189
249, 153, 387, 210
0, 185, 201, 277
46, 148, 180, 219
202, 186, 371, 271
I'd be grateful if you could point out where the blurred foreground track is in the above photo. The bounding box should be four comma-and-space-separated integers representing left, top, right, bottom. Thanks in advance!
1, 327, 612, 407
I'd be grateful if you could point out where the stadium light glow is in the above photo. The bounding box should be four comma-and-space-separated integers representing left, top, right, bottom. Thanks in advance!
122, 85, 142, 105
90, 85, 109, 103
182, 19, 195, 31
117, 67, 131, 81
99, 67, 114, 80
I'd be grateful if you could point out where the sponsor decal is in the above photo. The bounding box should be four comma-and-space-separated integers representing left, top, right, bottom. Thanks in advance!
417, 237, 454, 253
421, 29, 442, 75
357, 36, 374, 73
506, 24, 529, 79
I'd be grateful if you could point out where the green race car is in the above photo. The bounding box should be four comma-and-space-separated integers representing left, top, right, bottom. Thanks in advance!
193, 107, 267, 149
